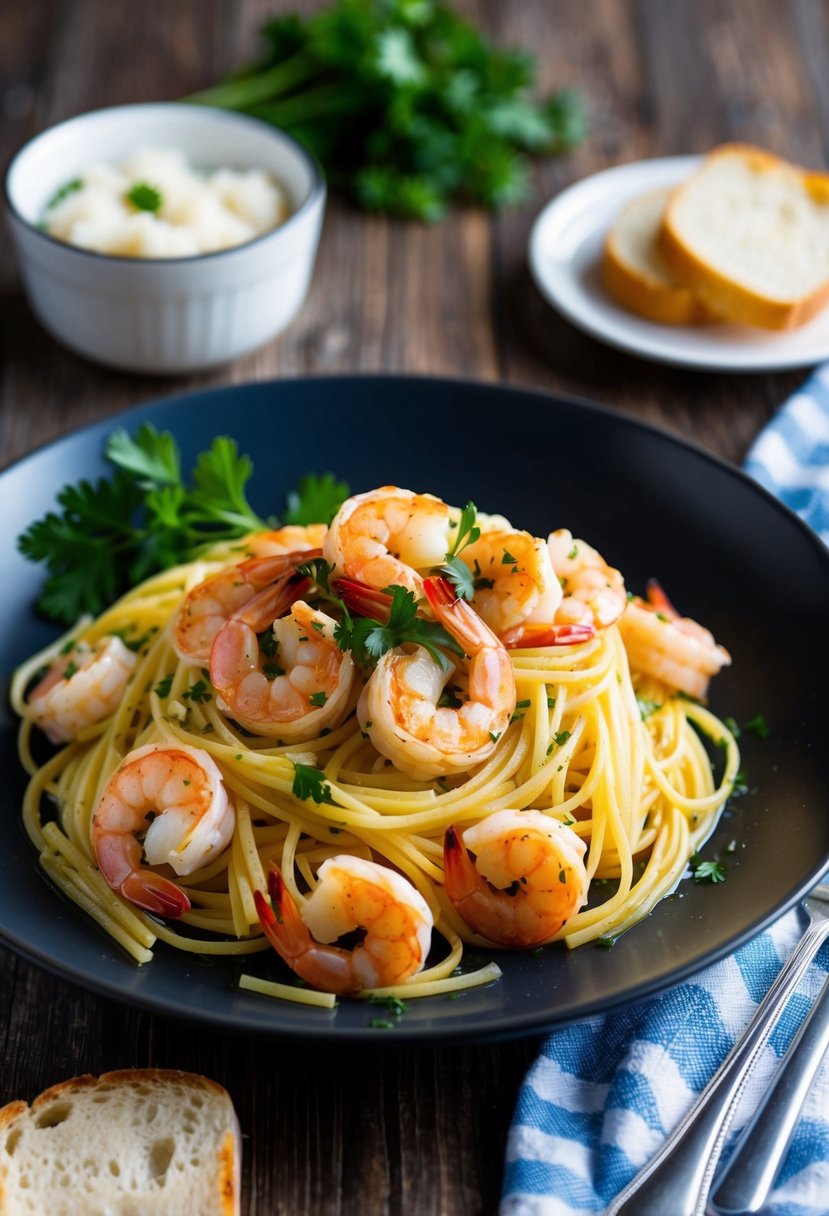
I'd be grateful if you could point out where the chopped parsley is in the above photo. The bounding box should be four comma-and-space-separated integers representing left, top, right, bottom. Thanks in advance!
637, 697, 661, 721
743, 713, 770, 739
689, 853, 727, 884
45, 178, 83, 210
309, 690, 328, 707
153, 674, 174, 699
125, 182, 163, 213
62, 660, 78, 680
292, 762, 335, 805
182, 679, 212, 703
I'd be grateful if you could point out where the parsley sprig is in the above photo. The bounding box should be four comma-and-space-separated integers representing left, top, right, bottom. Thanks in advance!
689, 853, 727, 884
17, 425, 349, 624
342, 584, 463, 671
298, 558, 463, 671
436, 501, 479, 601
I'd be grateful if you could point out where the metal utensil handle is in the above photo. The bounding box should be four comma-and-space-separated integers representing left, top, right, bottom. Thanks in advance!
606, 919, 829, 1216
711, 968, 829, 1214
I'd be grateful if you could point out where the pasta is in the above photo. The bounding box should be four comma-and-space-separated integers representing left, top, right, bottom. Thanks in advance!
12, 492, 740, 1005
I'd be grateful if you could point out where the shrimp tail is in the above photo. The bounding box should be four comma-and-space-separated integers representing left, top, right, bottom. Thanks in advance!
443, 824, 486, 904
333, 577, 393, 621
646, 579, 678, 619
120, 870, 191, 918
255, 866, 358, 995
500, 623, 596, 649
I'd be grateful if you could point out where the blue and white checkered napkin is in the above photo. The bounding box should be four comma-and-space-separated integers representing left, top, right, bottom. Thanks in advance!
501, 367, 829, 1216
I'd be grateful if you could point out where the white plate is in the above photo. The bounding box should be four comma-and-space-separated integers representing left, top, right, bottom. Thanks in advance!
528, 155, 829, 371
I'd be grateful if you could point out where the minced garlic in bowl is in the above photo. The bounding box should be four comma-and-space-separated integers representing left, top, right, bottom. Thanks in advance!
41, 147, 289, 258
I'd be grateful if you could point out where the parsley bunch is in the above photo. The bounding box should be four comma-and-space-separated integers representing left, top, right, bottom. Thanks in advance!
17, 425, 349, 624
188, 0, 585, 220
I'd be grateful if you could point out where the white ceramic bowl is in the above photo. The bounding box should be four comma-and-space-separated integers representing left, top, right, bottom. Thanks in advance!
4, 103, 326, 373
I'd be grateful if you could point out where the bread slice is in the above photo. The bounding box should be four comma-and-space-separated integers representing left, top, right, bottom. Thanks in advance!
603, 187, 712, 325
659, 143, 829, 330
0, 1069, 240, 1215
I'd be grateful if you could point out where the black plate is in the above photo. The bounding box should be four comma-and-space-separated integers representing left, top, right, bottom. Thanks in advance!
1, 376, 827, 1043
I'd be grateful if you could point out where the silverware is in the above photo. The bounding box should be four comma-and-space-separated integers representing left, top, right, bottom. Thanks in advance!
711, 935, 829, 1211
605, 881, 829, 1216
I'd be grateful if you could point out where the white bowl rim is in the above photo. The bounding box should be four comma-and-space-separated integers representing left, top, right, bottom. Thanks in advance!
3, 101, 326, 267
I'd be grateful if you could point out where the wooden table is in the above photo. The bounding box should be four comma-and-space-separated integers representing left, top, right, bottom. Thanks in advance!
1, 3, 826, 1211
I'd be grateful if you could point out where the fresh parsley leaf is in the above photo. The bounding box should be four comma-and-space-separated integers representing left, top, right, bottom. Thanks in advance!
351, 585, 464, 672
292, 762, 335, 805
637, 697, 661, 721
283, 473, 350, 526
182, 679, 212, 703
125, 182, 163, 212
438, 501, 480, 599
689, 854, 727, 884
18, 427, 272, 624
743, 714, 770, 739
154, 674, 174, 698
438, 553, 477, 601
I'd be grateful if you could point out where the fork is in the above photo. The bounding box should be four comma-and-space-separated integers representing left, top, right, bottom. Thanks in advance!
605, 880, 829, 1216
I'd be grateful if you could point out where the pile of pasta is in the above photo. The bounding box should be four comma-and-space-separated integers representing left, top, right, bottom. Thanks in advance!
12, 505, 740, 1008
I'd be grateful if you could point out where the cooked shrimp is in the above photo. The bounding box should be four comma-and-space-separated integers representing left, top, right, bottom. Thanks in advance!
443, 810, 588, 947
210, 578, 355, 740
92, 742, 234, 918
254, 857, 433, 994
324, 485, 452, 595
172, 549, 321, 666
28, 636, 137, 744
358, 575, 516, 781
245, 523, 328, 559
617, 579, 731, 699
458, 528, 562, 637
547, 529, 627, 630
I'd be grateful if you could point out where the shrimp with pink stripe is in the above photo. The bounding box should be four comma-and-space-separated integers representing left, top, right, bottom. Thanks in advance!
323, 485, 452, 595
209, 571, 356, 740
92, 742, 234, 918
346, 574, 516, 781
172, 546, 321, 667
443, 809, 588, 946
618, 579, 731, 699
28, 635, 137, 744
255, 857, 433, 995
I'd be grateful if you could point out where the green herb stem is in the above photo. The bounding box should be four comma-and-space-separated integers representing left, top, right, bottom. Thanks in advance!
187, 48, 320, 111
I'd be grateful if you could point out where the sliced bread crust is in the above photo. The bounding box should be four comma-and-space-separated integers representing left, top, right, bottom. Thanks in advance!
0, 1069, 240, 1216
659, 143, 829, 330
603, 187, 711, 325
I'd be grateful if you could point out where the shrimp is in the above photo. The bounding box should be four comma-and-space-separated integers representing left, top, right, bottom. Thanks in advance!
172, 549, 321, 666
210, 576, 355, 740
457, 528, 562, 637
443, 810, 588, 947
28, 636, 137, 744
617, 579, 731, 699
244, 523, 328, 559
254, 857, 433, 994
323, 486, 452, 595
357, 575, 516, 781
547, 529, 627, 630
91, 742, 234, 918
